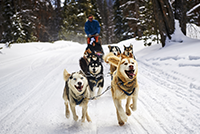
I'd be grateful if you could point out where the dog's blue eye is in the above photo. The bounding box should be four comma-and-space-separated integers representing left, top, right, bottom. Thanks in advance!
73, 78, 76, 80
81, 77, 84, 79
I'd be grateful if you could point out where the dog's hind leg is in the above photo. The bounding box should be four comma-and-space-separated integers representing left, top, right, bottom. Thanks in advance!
126, 97, 131, 116
70, 103, 78, 121
64, 101, 70, 118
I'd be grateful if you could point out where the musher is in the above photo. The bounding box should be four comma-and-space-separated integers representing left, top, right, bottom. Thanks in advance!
85, 14, 101, 45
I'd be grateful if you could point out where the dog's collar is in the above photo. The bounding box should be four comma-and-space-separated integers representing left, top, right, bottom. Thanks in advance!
117, 77, 136, 96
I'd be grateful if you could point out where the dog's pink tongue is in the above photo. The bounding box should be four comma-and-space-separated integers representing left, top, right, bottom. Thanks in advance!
78, 86, 83, 91
128, 71, 135, 79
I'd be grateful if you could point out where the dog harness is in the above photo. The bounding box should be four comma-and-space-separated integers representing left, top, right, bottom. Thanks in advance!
73, 94, 85, 105
117, 77, 136, 96
112, 71, 136, 96
72, 90, 87, 105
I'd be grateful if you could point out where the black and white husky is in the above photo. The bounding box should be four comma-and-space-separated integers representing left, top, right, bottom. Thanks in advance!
79, 58, 104, 98
108, 45, 121, 56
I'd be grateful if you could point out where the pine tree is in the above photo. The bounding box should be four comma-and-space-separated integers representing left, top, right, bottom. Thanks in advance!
1, 0, 16, 45
61, 0, 99, 43
139, 0, 160, 46
90, 0, 102, 28
102, 0, 109, 44
113, 0, 124, 42
1, 0, 38, 44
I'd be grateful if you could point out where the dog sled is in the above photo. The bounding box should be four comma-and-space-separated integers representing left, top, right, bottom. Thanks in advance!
85, 35, 104, 62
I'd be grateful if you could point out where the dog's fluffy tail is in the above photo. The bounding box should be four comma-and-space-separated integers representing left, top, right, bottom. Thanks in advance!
103, 52, 119, 67
63, 69, 70, 81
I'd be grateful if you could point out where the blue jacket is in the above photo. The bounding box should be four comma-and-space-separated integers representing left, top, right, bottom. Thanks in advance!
85, 20, 100, 36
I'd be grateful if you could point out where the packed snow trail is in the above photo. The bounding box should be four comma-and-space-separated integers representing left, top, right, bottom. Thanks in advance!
0, 41, 200, 134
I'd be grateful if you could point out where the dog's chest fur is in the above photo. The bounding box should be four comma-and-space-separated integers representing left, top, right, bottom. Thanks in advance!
111, 71, 138, 99
65, 80, 89, 105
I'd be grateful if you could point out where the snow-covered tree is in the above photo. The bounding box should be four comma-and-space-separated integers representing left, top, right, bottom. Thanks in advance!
113, 0, 124, 42
139, 0, 160, 46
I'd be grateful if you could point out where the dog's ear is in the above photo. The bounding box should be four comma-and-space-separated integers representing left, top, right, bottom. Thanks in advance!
118, 46, 121, 53
108, 45, 111, 51
107, 56, 120, 67
104, 53, 120, 67
63, 69, 71, 81
79, 70, 85, 76
103, 52, 115, 63
130, 44, 133, 48
123, 45, 126, 49
79, 57, 88, 73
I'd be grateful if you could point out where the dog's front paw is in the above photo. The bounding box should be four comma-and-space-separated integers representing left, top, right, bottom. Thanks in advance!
118, 121, 125, 126
65, 112, 70, 118
86, 116, 91, 122
126, 108, 131, 116
73, 115, 78, 121
130, 104, 137, 111
81, 118, 85, 122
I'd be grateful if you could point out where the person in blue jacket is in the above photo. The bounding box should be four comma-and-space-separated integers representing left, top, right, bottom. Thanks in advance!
85, 14, 101, 44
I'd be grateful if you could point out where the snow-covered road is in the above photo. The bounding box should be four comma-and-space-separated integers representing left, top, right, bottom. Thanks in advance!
0, 39, 200, 134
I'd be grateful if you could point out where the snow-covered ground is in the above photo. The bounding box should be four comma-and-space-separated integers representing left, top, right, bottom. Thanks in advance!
0, 29, 200, 133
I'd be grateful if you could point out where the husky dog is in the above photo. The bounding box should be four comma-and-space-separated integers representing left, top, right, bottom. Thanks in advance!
104, 52, 139, 126
108, 45, 121, 56
107, 45, 121, 75
124, 44, 136, 59
62, 69, 91, 122
79, 58, 104, 98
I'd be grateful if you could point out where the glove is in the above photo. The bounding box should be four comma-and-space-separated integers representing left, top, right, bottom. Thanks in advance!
95, 33, 99, 36
88, 34, 91, 37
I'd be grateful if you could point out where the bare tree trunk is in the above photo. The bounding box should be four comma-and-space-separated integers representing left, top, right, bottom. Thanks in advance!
175, 0, 186, 35
152, 0, 175, 47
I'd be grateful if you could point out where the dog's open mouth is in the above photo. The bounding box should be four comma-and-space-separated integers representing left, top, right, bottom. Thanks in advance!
75, 85, 83, 92
125, 70, 135, 79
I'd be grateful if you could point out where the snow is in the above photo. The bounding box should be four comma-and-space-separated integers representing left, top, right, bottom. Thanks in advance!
0, 27, 200, 133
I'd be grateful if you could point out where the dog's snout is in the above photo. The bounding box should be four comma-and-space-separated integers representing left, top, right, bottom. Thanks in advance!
129, 65, 133, 70
78, 82, 82, 85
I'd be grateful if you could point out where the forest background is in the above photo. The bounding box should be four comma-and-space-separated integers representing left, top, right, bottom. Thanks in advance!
0, 0, 200, 46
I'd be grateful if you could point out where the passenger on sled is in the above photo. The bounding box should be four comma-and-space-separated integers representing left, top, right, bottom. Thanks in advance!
85, 14, 100, 45
84, 14, 104, 61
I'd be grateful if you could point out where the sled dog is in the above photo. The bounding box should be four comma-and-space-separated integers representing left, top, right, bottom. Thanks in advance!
62, 69, 91, 122
107, 45, 121, 75
79, 58, 104, 98
108, 45, 121, 56
124, 44, 136, 59
104, 52, 139, 126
